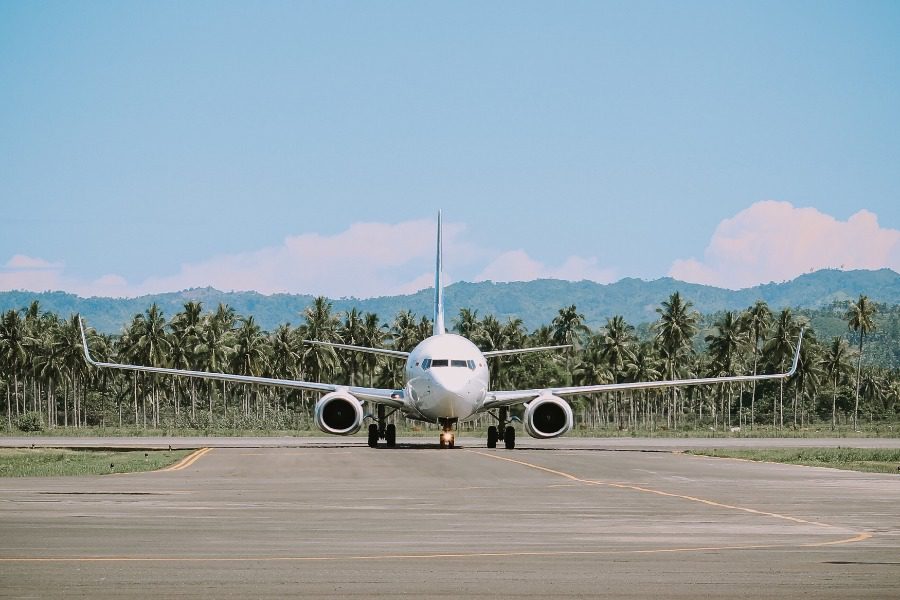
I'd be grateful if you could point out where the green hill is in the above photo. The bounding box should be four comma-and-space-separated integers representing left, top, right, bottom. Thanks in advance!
2, 268, 899, 334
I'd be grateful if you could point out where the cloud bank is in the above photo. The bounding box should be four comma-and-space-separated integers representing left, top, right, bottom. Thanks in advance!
669, 201, 900, 289
0, 219, 614, 298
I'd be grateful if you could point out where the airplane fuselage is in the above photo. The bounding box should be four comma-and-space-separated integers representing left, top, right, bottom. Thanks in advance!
404, 334, 489, 422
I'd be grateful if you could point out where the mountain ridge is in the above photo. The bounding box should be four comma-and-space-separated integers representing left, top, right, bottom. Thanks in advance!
2, 268, 899, 334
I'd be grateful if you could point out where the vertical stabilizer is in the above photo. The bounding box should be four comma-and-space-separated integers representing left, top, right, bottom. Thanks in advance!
433, 211, 446, 336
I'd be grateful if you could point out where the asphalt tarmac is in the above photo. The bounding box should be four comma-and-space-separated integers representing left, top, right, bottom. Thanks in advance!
1, 438, 898, 599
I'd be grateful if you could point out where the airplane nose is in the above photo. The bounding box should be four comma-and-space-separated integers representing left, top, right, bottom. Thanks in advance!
423, 369, 479, 419
430, 369, 469, 394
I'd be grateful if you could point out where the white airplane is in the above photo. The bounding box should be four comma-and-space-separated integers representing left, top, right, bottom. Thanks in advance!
80, 212, 803, 449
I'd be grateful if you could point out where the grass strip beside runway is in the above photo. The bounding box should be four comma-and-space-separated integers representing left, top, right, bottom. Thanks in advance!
687, 447, 900, 473
0, 448, 193, 477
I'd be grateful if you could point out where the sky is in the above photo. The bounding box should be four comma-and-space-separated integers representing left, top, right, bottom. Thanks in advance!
1, 1, 899, 299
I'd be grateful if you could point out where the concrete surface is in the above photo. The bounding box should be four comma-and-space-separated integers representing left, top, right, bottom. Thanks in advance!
1, 440, 898, 598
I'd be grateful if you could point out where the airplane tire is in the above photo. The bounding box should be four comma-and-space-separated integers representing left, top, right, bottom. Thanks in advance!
385, 423, 396, 447
367, 424, 379, 448
487, 426, 498, 448
439, 435, 446, 449
449, 434, 455, 449
504, 426, 516, 450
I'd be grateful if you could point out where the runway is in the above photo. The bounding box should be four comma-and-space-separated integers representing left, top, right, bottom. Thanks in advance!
1, 440, 898, 598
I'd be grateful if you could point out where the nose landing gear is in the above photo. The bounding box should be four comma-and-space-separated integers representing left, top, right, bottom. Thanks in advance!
438, 418, 457, 449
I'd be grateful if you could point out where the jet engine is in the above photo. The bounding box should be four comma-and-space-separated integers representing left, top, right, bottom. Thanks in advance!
523, 394, 573, 439
313, 391, 364, 435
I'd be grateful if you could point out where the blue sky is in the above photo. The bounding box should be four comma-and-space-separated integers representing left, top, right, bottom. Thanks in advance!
1, 1, 899, 298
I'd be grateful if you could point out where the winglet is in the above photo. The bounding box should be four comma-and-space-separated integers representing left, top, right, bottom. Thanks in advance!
433, 210, 445, 336
78, 316, 98, 367
785, 328, 805, 377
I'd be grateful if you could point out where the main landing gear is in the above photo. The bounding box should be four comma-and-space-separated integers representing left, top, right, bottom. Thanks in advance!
486, 406, 516, 449
367, 404, 397, 448
439, 418, 457, 449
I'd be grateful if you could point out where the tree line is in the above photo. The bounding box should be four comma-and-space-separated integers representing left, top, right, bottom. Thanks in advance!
1, 292, 896, 433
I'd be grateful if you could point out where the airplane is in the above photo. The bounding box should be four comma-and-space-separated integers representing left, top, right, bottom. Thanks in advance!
79, 212, 803, 449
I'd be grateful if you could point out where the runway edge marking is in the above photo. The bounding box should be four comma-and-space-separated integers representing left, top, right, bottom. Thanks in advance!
466, 449, 873, 541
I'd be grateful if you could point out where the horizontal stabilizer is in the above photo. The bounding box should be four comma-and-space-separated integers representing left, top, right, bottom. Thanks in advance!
483, 344, 572, 358
303, 339, 409, 359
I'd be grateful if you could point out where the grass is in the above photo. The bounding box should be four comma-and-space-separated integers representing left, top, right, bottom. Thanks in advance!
687, 447, 900, 474
0, 448, 194, 477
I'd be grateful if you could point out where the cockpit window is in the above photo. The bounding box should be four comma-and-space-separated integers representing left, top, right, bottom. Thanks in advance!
423, 358, 474, 369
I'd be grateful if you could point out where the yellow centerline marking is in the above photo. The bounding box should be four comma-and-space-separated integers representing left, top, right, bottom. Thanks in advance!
466, 449, 871, 534
160, 448, 212, 472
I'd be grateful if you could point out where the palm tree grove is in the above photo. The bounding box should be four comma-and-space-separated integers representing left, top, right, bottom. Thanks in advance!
1, 293, 898, 435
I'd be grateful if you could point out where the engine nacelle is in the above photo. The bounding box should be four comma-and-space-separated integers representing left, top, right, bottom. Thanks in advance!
523, 394, 573, 439
313, 391, 364, 435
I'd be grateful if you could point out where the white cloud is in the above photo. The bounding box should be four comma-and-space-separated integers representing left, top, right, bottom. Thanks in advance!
135, 220, 445, 298
0, 255, 141, 298
4, 255, 62, 270
0, 218, 616, 298
669, 200, 900, 289
475, 250, 617, 284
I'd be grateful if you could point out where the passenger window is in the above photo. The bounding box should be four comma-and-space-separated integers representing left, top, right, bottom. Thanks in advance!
431, 359, 449, 367
451, 360, 467, 368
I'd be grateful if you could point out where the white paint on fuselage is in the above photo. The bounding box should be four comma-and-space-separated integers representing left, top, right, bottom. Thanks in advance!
405, 334, 489, 422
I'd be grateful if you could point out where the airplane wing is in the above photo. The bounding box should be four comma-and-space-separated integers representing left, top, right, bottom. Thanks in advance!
483, 330, 804, 410
483, 344, 571, 358
79, 318, 407, 409
303, 339, 409, 359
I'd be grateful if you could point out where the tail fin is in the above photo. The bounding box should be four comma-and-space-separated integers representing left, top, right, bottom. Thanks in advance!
433, 210, 445, 336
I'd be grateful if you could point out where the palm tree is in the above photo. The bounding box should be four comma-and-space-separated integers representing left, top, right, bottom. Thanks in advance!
551, 305, 589, 385
654, 292, 699, 429
764, 309, 799, 430
389, 310, 420, 353
705, 311, 749, 428
598, 316, 635, 427
360, 313, 386, 387
791, 328, 822, 427
415, 316, 433, 347
822, 336, 852, 429
169, 301, 204, 420
573, 347, 612, 428
56, 315, 90, 428
740, 300, 772, 430
338, 308, 366, 385
453, 308, 480, 339
132, 304, 171, 427
0, 310, 27, 420
231, 316, 268, 416
846, 295, 877, 429
270, 323, 303, 413
35, 326, 66, 427
301, 297, 340, 384
195, 311, 234, 423
625, 341, 662, 430
497, 317, 527, 389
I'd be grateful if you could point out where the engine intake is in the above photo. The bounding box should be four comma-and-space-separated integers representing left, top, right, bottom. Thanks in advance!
524, 394, 573, 439
314, 391, 364, 435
